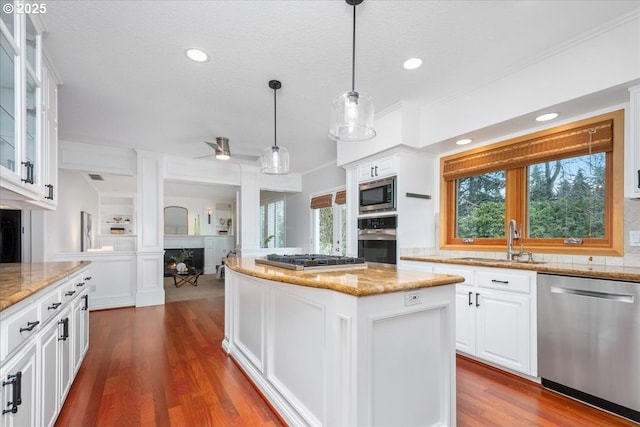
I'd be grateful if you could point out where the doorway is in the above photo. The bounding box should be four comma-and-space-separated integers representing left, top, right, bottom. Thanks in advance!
0, 209, 21, 263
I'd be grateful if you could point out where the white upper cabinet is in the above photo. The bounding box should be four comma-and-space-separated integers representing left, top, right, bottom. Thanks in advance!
0, 8, 57, 209
625, 85, 640, 199
357, 154, 396, 182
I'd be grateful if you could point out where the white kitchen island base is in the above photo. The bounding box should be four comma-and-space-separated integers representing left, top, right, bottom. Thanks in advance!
222, 267, 457, 427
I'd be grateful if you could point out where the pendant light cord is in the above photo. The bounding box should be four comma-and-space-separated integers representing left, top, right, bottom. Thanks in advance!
351, 0, 356, 92
273, 86, 278, 148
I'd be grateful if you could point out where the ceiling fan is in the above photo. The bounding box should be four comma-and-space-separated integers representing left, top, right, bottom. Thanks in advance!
194, 137, 260, 161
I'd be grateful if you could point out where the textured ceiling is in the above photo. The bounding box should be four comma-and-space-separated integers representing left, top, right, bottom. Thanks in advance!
42, 0, 640, 175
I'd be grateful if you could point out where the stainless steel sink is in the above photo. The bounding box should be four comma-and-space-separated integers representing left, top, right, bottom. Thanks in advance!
453, 257, 546, 265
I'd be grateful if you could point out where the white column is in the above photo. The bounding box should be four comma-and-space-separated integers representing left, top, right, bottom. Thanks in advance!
239, 164, 260, 250
135, 150, 165, 307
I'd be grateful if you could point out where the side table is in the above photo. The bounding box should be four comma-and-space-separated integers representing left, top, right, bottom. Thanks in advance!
173, 268, 203, 287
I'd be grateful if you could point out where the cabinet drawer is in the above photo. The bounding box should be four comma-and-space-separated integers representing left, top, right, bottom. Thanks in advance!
60, 278, 78, 305
39, 288, 63, 324
2, 305, 40, 359
477, 270, 530, 294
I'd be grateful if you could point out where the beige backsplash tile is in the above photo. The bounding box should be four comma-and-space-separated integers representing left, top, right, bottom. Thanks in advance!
426, 199, 640, 266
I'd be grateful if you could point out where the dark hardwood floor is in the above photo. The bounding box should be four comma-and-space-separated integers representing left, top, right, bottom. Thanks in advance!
56, 296, 637, 427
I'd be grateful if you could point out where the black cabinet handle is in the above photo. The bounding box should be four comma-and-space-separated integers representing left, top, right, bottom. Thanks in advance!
491, 279, 509, 284
370, 166, 374, 177
76, 282, 85, 287
65, 290, 76, 297
2, 371, 22, 415
21, 161, 34, 184
19, 321, 39, 333
45, 184, 54, 200
48, 302, 62, 310
84, 276, 92, 281
375, 165, 379, 176
82, 294, 89, 311
637, 170, 639, 189
58, 318, 69, 341
468, 291, 473, 306
475, 293, 480, 307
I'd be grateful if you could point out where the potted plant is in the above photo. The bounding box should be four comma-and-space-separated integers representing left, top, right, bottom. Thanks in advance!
170, 248, 193, 271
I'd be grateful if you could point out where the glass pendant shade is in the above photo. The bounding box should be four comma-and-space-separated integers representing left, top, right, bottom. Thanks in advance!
260, 145, 290, 175
329, 90, 375, 142
215, 137, 231, 160
328, 0, 375, 142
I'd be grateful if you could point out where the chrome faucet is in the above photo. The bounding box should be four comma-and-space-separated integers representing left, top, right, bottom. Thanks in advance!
507, 219, 522, 260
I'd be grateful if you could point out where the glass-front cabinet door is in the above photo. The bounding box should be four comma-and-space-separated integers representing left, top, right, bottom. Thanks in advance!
0, 12, 18, 172
0, 6, 42, 193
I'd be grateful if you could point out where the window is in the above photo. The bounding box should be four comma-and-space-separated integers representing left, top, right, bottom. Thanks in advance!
312, 190, 347, 256
260, 198, 285, 248
441, 110, 623, 255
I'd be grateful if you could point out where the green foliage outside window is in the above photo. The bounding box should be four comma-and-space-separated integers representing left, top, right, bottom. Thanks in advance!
456, 171, 505, 238
455, 153, 605, 240
528, 154, 605, 238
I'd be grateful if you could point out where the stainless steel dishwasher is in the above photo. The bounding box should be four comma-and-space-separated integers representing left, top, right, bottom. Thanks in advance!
538, 274, 640, 423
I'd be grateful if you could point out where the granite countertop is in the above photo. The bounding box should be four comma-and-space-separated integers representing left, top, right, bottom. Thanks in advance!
225, 257, 465, 296
0, 261, 90, 311
400, 256, 640, 283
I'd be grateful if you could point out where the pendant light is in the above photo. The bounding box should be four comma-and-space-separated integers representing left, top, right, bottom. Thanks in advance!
328, 0, 375, 142
215, 137, 231, 160
260, 80, 290, 174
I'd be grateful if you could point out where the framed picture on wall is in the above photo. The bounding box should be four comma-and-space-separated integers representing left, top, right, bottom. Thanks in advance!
81, 211, 92, 251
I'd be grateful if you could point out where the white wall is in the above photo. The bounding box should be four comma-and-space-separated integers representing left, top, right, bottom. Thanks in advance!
49, 169, 99, 255
285, 163, 346, 252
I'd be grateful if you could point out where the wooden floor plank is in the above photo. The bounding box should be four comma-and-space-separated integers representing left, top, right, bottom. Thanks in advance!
55, 297, 637, 427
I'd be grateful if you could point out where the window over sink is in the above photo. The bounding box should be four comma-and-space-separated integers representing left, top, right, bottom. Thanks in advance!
442, 109, 623, 256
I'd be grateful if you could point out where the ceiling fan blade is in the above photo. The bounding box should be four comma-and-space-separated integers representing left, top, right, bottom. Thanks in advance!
231, 153, 260, 161
202, 139, 259, 161
204, 140, 218, 150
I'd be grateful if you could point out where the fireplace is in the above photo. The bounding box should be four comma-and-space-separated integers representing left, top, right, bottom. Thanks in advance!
164, 248, 204, 276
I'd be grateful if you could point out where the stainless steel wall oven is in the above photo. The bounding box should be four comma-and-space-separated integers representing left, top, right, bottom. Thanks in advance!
357, 215, 397, 266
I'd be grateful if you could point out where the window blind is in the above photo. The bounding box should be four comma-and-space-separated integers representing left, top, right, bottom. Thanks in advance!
310, 194, 333, 209
334, 190, 346, 205
442, 119, 613, 181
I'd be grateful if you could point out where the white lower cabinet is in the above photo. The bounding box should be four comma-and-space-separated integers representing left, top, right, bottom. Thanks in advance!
72, 290, 89, 374
0, 342, 37, 427
0, 266, 90, 427
474, 288, 531, 374
454, 283, 476, 354
40, 319, 60, 427
431, 264, 537, 377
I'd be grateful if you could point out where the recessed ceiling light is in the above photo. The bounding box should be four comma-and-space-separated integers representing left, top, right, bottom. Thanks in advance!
185, 48, 209, 63
535, 112, 559, 122
456, 138, 472, 145
403, 57, 423, 70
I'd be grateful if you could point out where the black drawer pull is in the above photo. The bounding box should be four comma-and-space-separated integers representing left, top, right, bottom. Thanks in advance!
2, 371, 22, 415
58, 318, 69, 341
84, 276, 92, 281
48, 302, 62, 310
491, 279, 509, 284
468, 291, 473, 306
76, 282, 85, 287
19, 321, 40, 332
65, 290, 76, 297
476, 293, 480, 307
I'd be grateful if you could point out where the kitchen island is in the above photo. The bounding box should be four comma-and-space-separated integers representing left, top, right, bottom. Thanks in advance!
223, 257, 464, 427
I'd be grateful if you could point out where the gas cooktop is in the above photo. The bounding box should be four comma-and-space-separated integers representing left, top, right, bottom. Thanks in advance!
255, 254, 367, 271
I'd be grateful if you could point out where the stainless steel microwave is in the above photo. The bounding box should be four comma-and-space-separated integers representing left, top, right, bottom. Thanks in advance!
359, 176, 396, 214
